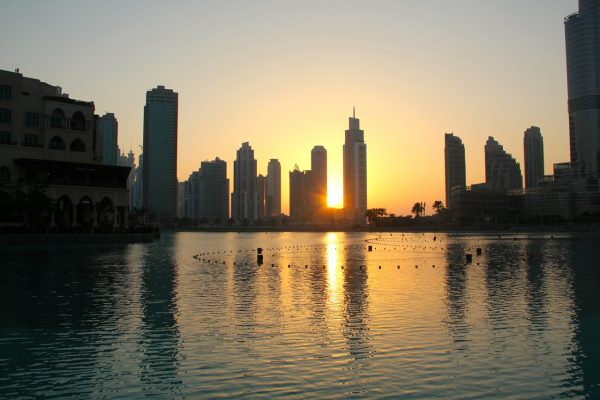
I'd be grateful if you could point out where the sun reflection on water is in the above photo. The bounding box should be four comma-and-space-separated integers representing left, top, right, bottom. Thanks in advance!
326, 233, 339, 306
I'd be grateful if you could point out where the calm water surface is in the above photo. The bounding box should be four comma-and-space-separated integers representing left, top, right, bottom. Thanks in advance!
1, 232, 599, 399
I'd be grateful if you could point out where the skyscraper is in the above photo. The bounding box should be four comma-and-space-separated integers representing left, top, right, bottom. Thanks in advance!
142, 85, 178, 221
266, 159, 281, 216
232, 142, 257, 222
485, 136, 523, 192
256, 174, 266, 218
198, 157, 229, 223
311, 146, 327, 211
343, 109, 367, 220
523, 126, 544, 189
444, 133, 466, 209
289, 165, 311, 222
565, 0, 600, 178
98, 112, 118, 165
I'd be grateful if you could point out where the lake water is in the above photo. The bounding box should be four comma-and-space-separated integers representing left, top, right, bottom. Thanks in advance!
1, 231, 599, 399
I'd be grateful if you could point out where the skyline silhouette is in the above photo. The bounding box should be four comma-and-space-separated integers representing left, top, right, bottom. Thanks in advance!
0, 1, 579, 215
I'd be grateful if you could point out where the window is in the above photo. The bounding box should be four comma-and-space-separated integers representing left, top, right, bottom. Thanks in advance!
24, 134, 39, 146
24, 112, 39, 127
70, 139, 85, 152
0, 130, 11, 144
49, 136, 65, 150
70, 111, 86, 131
0, 85, 10, 100
0, 108, 11, 123
50, 108, 66, 129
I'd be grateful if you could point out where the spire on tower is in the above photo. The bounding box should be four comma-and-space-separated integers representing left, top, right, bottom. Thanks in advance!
353, 106, 355, 118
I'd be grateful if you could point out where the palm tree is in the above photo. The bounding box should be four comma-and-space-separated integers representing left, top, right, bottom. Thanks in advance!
411, 202, 424, 217
432, 200, 447, 215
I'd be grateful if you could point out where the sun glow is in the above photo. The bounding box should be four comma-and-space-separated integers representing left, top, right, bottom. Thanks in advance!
327, 182, 343, 208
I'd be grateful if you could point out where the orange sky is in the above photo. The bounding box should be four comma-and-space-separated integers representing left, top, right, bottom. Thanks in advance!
1, 1, 577, 215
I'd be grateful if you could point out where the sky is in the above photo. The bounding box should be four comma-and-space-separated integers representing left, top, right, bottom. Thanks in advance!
0, 0, 578, 215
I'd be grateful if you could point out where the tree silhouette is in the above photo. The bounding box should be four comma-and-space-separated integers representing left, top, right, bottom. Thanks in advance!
365, 208, 387, 224
432, 200, 447, 215
411, 202, 424, 217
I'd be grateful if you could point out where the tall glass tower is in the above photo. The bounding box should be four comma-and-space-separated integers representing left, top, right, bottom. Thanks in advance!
232, 142, 257, 222
565, 0, 600, 178
343, 109, 367, 220
142, 85, 178, 221
444, 133, 466, 209
523, 126, 544, 189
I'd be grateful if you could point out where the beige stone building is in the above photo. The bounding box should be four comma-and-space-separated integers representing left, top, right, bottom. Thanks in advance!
0, 68, 130, 231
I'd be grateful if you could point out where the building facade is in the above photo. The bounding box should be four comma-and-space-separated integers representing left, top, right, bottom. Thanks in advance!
485, 136, 523, 192
256, 174, 266, 218
444, 133, 466, 209
98, 112, 118, 165
0, 69, 130, 231
289, 165, 312, 222
142, 85, 178, 222
565, 0, 600, 178
232, 142, 257, 222
343, 110, 367, 221
311, 145, 327, 212
523, 126, 544, 189
266, 159, 281, 216
198, 158, 229, 223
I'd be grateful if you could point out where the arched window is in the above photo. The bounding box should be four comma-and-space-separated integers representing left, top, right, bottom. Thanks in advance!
49, 136, 65, 150
70, 138, 85, 152
70, 111, 86, 131
50, 108, 66, 129
0, 166, 10, 182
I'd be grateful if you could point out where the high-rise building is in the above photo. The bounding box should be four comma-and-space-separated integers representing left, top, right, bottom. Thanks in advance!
289, 165, 312, 222
232, 142, 257, 222
198, 157, 229, 223
523, 126, 544, 189
343, 109, 367, 220
311, 146, 327, 211
485, 136, 523, 192
98, 112, 118, 165
142, 85, 178, 222
444, 133, 466, 209
565, 1, 600, 178
177, 181, 186, 218
184, 170, 201, 220
266, 159, 281, 216
256, 174, 266, 218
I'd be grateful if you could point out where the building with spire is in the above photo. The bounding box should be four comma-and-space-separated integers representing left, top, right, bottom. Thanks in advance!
343, 108, 367, 221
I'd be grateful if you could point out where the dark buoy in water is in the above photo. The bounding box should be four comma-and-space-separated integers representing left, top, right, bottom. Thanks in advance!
368, 245, 373, 252
378, 266, 381, 269
466, 254, 473, 263
397, 265, 400, 269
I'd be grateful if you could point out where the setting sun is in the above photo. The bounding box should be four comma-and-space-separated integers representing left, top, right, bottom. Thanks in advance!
327, 181, 343, 208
